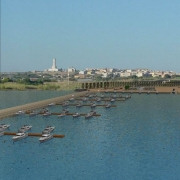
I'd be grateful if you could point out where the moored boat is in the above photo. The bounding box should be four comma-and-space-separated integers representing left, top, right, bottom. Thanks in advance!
12, 132, 28, 141
18, 125, 32, 133
0, 131, 4, 136
42, 126, 55, 134
0, 124, 10, 130
42, 112, 51, 117
15, 110, 25, 115
39, 133, 53, 143
105, 104, 111, 108
73, 112, 80, 118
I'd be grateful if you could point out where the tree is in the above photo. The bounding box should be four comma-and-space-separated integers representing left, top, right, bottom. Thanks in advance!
125, 85, 130, 90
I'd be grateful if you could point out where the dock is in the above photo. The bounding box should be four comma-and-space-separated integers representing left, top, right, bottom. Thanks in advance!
55, 103, 117, 107
3, 132, 65, 138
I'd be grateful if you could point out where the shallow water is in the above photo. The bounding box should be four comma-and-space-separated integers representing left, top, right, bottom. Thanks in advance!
0, 94, 180, 180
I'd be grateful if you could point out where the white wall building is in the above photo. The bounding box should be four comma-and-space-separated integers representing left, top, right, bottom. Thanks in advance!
48, 58, 59, 72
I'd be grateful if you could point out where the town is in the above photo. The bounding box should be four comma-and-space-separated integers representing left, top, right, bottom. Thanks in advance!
0, 58, 180, 84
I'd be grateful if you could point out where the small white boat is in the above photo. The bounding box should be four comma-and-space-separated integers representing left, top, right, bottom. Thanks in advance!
62, 109, 69, 114
76, 102, 83, 107
62, 101, 69, 107
42, 112, 51, 117
85, 110, 96, 119
85, 113, 93, 119
105, 104, 111, 108
48, 103, 55, 106
110, 98, 115, 102
39, 133, 53, 143
0, 131, 4, 136
58, 113, 66, 118
91, 103, 96, 108
29, 111, 37, 117
12, 132, 28, 141
96, 98, 101, 102
82, 97, 88, 101
42, 126, 55, 134
90, 110, 97, 115
0, 124, 10, 130
15, 110, 25, 115
18, 125, 32, 133
73, 112, 80, 118
69, 98, 75, 101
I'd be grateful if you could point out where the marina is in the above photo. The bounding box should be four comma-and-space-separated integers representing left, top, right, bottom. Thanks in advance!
0, 92, 180, 180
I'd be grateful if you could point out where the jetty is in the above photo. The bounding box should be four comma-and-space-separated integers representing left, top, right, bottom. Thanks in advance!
3, 132, 65, 138
0, 91, 87, 120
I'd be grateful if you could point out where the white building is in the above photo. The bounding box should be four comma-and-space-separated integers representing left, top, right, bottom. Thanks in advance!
48, 58, 59, 72
68, 67, 76, 73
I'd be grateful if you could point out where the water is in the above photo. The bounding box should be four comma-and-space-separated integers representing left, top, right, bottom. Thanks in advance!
0, 93, 180, 180
0, 90, 72, 109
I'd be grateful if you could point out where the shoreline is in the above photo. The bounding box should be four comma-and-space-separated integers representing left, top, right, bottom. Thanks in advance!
0, 91, 87, 120
89, 86, 180, 94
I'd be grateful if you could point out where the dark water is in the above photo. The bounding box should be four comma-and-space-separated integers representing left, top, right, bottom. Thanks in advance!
0, 94, 180, 180
0, 90, 72, 109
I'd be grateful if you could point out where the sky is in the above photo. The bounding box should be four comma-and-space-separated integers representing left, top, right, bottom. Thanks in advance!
1, 0, 180, 72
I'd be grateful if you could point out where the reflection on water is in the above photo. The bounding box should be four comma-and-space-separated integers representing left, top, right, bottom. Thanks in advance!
0, 94, 180, 180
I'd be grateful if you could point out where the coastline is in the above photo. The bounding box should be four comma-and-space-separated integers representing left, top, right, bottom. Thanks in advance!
0, 91, 87, 120
89, 86, 180, 94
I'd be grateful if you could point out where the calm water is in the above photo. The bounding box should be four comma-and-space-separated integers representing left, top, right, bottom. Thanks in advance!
0, 90, 72, 109
0, 93, 180, 180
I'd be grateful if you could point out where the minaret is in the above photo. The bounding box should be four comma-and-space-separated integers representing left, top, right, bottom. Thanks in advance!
52, 58, 57, 69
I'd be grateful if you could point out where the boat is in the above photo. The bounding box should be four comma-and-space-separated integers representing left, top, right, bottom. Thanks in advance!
96, 98, 101, 102
82, 97, 88, 101
73, 112, 80, 118
15, 110, 25, 115
0, 131, 5, 136
0, 124, 10, 130
62, 109, 69, 114
90, 110, 97, 115
85, 110, 96, 119
42, 126, 55, 134
91, 103, 96, 108
12, 132, 28, 141
18, 125, 32, 133
29, 111, 37, 117
39, 133, 53, 143
58, 113, 66, 118
69, 98, 75, 101
42, 112, 51, 117
76, 102, 83, 107
110, 98, 115, 102
48, 103, 55, 106
85, 113, 93, 119
105, 104, 111, 108
100, 95, 104, 98
62, 101, 69, 107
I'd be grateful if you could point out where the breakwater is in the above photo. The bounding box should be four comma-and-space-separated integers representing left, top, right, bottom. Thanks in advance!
0, 91, 87, 120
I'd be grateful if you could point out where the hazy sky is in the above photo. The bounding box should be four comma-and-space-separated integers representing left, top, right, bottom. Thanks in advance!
1, 0, 180, 72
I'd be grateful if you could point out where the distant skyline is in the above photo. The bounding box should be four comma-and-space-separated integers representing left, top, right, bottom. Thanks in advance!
1, 0, 180, 72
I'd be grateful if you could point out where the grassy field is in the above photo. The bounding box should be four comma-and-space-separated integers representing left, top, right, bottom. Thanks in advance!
0, 81, 81, 91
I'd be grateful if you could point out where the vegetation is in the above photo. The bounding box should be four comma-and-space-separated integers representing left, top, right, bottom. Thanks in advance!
0, 81, 81, 91
125, 85, 130, 90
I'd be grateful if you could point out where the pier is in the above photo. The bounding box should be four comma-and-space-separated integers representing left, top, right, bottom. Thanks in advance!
3, 132, 65, 138
0, 91, 87, 120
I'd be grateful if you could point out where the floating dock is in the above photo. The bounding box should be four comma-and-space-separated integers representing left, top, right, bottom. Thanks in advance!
3, 132, 65, 138
55, 103, 117, 107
